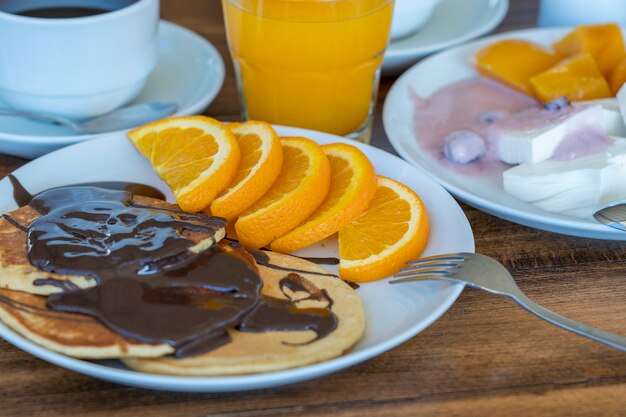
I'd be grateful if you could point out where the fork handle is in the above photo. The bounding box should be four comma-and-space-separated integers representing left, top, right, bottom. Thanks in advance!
512, 293, 626, 351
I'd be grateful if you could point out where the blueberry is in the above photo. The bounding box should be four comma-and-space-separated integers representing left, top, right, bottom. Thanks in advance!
479, 110, 510, 123
442, 130, 487, 164
543, 96, 570, 112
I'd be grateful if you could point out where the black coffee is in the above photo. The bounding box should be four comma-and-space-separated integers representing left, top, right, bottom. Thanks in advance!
16, 7, 109, 18
0, 0, 138, 19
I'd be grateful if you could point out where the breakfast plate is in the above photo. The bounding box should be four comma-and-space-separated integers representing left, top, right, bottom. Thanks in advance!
382, 0, 508, 75
0, 20, 225, 159
0, 125, 474, 392
383, 27, 626, 241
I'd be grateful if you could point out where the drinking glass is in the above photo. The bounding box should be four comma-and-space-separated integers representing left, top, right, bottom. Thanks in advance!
222, 0, 393, 143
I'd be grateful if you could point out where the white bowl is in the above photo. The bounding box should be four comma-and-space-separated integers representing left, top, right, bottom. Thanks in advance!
391, 0, 442, 41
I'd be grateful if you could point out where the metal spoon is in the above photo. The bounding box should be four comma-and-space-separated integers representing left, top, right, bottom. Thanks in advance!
0, 102, 178, 135
593, 203, 626, 232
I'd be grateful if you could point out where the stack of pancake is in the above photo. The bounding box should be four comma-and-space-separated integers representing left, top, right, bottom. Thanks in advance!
0, 194, 365, 376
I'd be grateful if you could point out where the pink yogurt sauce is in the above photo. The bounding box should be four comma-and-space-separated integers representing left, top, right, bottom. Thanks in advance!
552, 114, 612, 161
412, 77, 612, 175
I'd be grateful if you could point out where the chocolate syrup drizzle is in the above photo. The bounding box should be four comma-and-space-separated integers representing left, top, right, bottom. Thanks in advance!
1, 214, 27, 232
0, 293, 94, 324
5, 175, 338, 358
223, 238, 340, 277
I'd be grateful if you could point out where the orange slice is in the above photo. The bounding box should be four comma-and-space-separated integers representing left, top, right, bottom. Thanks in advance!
338, 176, 429, 282
271, 143, 377, 253
235, 137, 331, 250
208, 121, 282, 221
128, 116, 240, 213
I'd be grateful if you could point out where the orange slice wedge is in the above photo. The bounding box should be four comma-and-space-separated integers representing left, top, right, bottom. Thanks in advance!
338, 176, 430, 282
209, 121, 283, 221
235, 137, 331, 250
128, 116, 240, 213
271, 143, 377, 253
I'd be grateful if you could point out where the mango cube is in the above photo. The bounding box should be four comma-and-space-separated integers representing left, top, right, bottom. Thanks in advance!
553, 23, 625, 77
474, 39, 562, 96
609, 57, 626, 95
530, 53, 611, 102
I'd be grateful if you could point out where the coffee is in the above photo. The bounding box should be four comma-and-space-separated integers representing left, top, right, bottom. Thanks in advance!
16, 7, 109, 18
0, 1, 137, 18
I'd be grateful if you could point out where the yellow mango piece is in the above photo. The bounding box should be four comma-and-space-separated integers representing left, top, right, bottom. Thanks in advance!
530, 53, 611, 102
609, 57, 626, 95
553, 23, 626, 77
474, 39, 562, 96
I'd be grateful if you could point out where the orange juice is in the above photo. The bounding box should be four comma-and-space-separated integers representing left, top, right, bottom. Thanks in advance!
222, 0, 393, 140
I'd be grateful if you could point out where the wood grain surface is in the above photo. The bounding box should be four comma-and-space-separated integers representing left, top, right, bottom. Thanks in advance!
1, 0, 625, 416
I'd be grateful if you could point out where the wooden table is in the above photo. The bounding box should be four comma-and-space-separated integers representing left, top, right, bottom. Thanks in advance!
1, 1, 625, 416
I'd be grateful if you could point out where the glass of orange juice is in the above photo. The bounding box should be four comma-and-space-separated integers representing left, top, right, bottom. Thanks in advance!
222, 0, 393, 143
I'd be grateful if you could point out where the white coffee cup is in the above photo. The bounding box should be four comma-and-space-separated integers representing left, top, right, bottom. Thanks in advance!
390, 0, 442, 42
0, 0, 159, 120
538, 0, 626, 27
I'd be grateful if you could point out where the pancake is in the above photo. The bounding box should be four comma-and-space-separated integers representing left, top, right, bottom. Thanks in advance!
122, 250, 365, 376
0, 195, 225, 296
0, 288, 173, 358
0, 186, 365, 374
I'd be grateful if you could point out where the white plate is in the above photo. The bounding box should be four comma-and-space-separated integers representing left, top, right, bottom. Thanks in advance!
383, 27, 626, 241
382, 0, 508, 75
0, 126, 474, 392
0, 20, 225, 159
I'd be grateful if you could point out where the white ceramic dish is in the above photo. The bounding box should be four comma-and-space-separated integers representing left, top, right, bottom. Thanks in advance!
383, 27, 626, 241
0, 126, 474, 392
382, 0, 508, 75
390, 0, 442, 42
0, 0, 159, 120
0, 20, 225, 159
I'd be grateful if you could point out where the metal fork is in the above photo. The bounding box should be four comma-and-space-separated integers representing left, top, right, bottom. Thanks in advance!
594, 203, 626, 232
390, 253, 626, 351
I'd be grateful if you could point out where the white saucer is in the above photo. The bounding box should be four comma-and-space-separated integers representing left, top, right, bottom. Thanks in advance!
382, 0, 508, 75
0, 20, 225, 159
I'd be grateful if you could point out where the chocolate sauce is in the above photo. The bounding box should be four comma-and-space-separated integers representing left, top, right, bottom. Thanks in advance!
345, 281, 361, 290
9, 174, 32, 208
300, 257, 340, 266
14, 181, 338, 357
8, 174, 165, 207
33, 278, 79, 293
1, 214, 27, 232
74, 181, 165, 200
224, 239, 355, 289
279, 273, 334, 309
0, 291, 94, 323
249, 249, 339, 278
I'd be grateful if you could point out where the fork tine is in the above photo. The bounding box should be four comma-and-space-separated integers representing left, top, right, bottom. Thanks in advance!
393, 269, 451, 278
389, 275, 451, 284
399, 262, 460, 272
406, 254, 465, 265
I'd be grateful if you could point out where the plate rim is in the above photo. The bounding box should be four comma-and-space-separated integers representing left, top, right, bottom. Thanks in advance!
383, 26, 626, 240
0, 20, 225, 144
385, 0, 509, 57
382, 0, 508, 74
0, 125, 473, 392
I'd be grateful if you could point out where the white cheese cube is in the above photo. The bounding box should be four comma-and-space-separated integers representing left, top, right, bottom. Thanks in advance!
617, 85, 626, 135
503, 138, 626, 218
495, 105, 605, 165
572, 98, 626, 137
